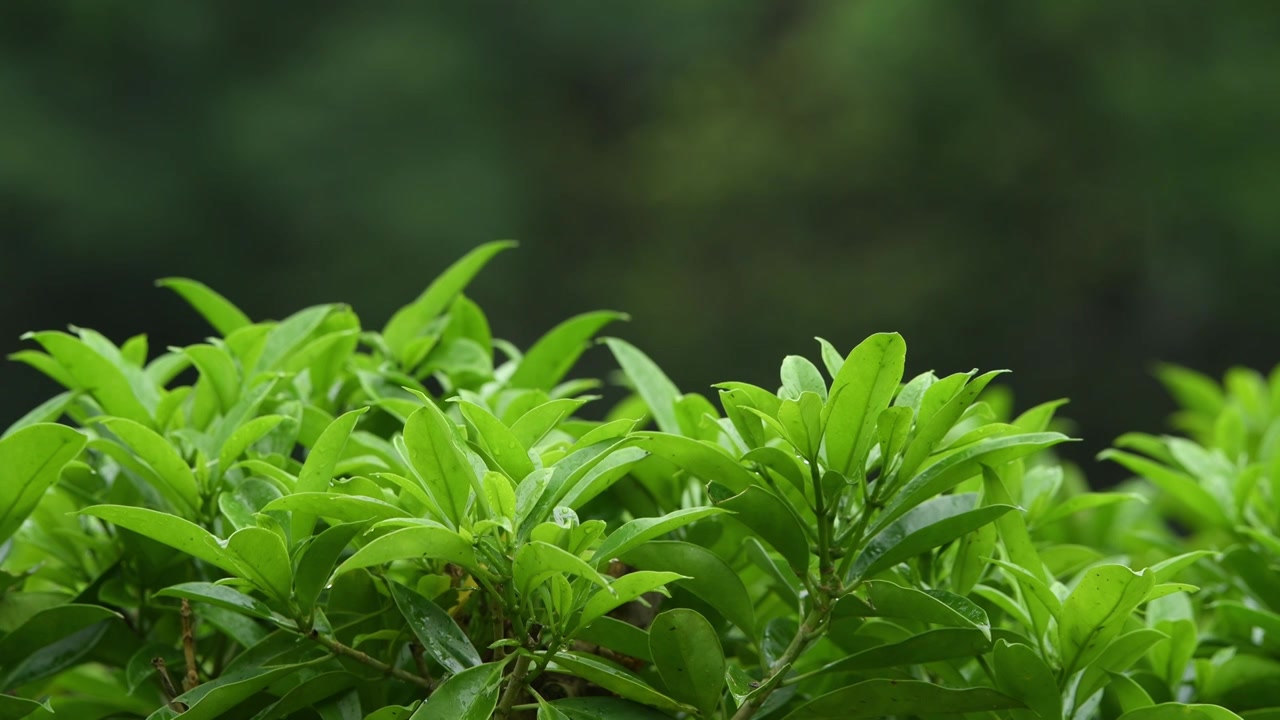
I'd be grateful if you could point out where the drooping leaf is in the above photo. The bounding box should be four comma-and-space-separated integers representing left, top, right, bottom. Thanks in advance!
854, 580, 991, 637
717, 486, 811, 573
547, 652, 694, 716
263, 493, 409, 525
814, 628, 992, 675
155, 582, 286, 625
627, 432, 757, 493
332, 524, 478, 579
80, 505, 240, 574
850, 494, 1015, 580
144, 663, 301, 720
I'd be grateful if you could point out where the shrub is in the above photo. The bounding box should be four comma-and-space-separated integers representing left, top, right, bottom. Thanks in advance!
0, 243, 1255, 719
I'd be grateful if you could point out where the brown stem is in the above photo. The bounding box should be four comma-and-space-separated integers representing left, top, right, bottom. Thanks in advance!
180, 599, 200, 692
151, 657, 188, 712
308, 630, 433, 690
409, 642, 433, 683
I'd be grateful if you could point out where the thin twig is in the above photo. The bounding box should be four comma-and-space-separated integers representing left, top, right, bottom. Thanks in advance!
180, 598, 200, 692
409, 642, 433, 684
151, 657, 187, 712
308, 630, 433, 690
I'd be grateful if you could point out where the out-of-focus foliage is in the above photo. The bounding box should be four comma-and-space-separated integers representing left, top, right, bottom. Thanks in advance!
3, 3, 1280, 477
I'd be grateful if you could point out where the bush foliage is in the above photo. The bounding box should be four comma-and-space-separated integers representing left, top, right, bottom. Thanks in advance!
0, 243, 1276, 719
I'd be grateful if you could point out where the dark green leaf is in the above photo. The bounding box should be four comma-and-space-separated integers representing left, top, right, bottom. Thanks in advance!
389, 581, 482, 674
782, 679, 1022, 719
622, 541, 755, 634
648, 609, 725, 717
851, 494, 1015, 580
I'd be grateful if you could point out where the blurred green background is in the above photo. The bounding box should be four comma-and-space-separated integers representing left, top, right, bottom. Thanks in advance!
3, 3, 1279, 483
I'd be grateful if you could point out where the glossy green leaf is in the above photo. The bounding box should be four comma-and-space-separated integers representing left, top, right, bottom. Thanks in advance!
384, 241, 516, 361
0, 423, 87, 543
993, 640, 1062, 720
1060, 564, 1156, 674
515, 541, 609, 596
648, 609, 725, 717
718, 486, 810, 573
264, 493, 409, 524
627, 432, 757, 493
816, 627, 991, 675
547, 652, 693, 716
250, 672, 361, 720
576, 616, 652, 662
25, 331, 159, 425
851, 494, 1015, 580
622, 541, 755, 634
409, 662, 501, 719
0, 695, 49, 720
403, 403, 475, 530
81, 505, 240, 574
2, 391, 76, 440
97, 417, 201, 514
293, 407, 368, 538
780, 355, 827, 401
156, 582, 285, 624
603, 338, 682, 435
157, 278, 252, 336
294, 521, 369, 615
333, 523, 478, 578
591, 506, 726, 564
145, 663, 300, 720
855, 580, 991, 637
1118, 704, 1244, 720
389, 581, 482, 674
0, 604, 119, 683
226, 526, 293, 602
822, 333, 905, 479
457, 400, 535, 482
509, 398, 591, 448
874, 431, 1070, 534
550, 697, 677, 720
782, 679, 1022, 719
577, 571, 685, 629
511, 311, 627, 390
218, 415, 288, 472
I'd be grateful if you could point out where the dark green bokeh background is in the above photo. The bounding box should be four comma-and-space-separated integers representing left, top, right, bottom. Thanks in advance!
3, 3, 1279, 483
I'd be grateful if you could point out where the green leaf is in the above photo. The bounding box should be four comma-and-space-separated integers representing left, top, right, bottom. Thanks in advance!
822, 332, 906, 479
250, 672, 361, 720
218, 415, 288, 472
403, 403, 475, 530
855, 580, 991, 637
293, 408, 369, 538
815, 627, 991, 675
782, 680, 1023, 719
97, 416, 201, 516
294, 521, 369, 615
627, 432, 757, 493
547, 652, 694, 716
1060, 564, 1157, 674
226, 526, 293, 602
264, 493, 409, 525
781, 355, 828, 401
384, 241, 516, 362
576, 616, 653, 662
850, 494, 1015, 580
156, 582, 285, 624
0, 695, 49, 720
0, 604, 119, 686
1, 391, 77, 440
389, 581, 482, 674
648, 609, 725, 717
251, 304, 334, 373
408, 662, 502, 719
550, 697, 678, 720
993, 640, 1062, 720
1218, 547, 1280, 612
80, 505, 240, 574
145, 664, 299, 720
24, 331, 156, 426
717, 486, 810, 573
591, 507, 726, 564
515, 541, 610, 596
457, 400, 535, 481
577, 571, 686, 629
1100, 450, 1229, 527
874, 431, 1070, 535
622, 541, 755, 634
0, 423, 87, 543
511, 311, 628, 390
1118, 704, 1244, 720
333, 523, 478, 578
157, 278, 252, 336
184, 343, 240, 411
1033, 491, 1145, 528
509, 398, 591, 448
603, 338, 682, 435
